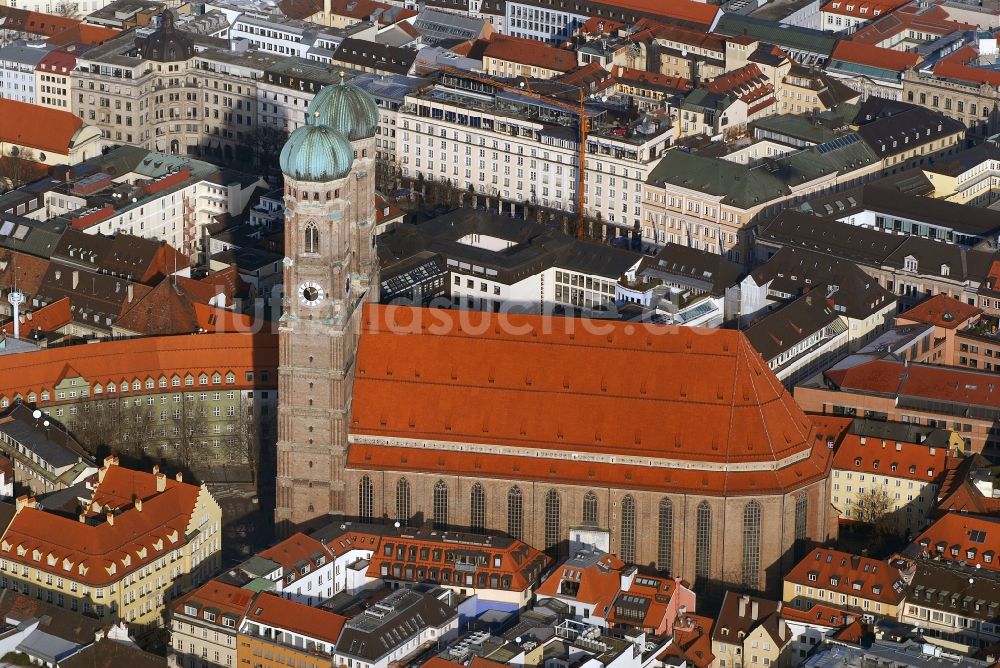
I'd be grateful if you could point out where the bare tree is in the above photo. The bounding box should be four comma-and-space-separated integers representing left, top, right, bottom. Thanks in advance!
853, 485, 892, 525
251, 126, 289, 177
52, 1, 81, 18
173, 400, 209, 470
0, 149, 40, 192
223, 395, 260, 483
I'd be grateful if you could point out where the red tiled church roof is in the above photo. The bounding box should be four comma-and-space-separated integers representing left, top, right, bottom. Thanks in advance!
353, 305, 828, 466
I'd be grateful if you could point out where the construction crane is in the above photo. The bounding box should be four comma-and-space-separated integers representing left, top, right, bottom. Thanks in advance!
434, 66, 591, 235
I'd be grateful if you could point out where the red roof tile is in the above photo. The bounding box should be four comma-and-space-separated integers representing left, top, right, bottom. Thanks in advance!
1, 297, 71, 337
0, 99, 86, 156
934, 44, 1000, 87
826, 359, 1000, 408
174, 580, 257, 626
245, 592, 347, 643
483, 35, 576, 72
1, 462, 204, 586
832, 433, 947, 483
784, 548, 905, 606
897, 294, 981, 329
830, 41, 919, 72
912, 512, 1000, 573
662, 614, 714, 668
0, 332, 277, 405
352, 305, 827, 468
822, 0, 910, 20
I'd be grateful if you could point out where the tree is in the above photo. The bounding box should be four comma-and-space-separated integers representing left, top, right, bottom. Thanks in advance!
223, 395, 260, 483
853, 485, 892, 526
173, 400, 209, 470
0, 149, 41, 193
52, 1, 80, 17
250, 126, 289, 178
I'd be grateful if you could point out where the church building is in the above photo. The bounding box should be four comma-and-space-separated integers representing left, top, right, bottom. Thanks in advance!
274, 77, 845, 592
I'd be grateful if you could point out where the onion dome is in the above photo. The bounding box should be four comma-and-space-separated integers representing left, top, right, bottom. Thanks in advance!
306, 72, 379, 141
279, 115, 354, 182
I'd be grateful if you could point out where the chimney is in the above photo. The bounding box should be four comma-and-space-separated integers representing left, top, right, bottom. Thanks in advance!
152, 465, 159, 475
738, 596, 748, 618
106, 511, 114, 526
14, 495, 35, 513
127, 283, 134, 302
175, 471, 183, 483
778, 619, 787, 641
155, 472, 166, 492
751, 600, 759, 619
78, 513, 86, 523
72, 270, 79, 290
134, 496, 142, 512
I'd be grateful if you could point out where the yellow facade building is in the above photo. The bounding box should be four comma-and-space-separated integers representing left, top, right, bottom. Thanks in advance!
0, 457, 221, 630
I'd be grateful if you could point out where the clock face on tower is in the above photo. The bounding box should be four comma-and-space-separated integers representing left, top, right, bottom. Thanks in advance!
299, 281, 323, 306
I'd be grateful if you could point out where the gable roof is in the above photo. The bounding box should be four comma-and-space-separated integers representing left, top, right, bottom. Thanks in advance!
245, 592, 347, 643
482, 35, 576, 72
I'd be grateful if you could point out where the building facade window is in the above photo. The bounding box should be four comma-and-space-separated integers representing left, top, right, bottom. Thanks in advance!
359, 475, 374, 519
695, 502, 711, 583
582, 491, 598, 526
544, 489, 560, 550
433, 480, 448, 530
508, 486, 523, 540
658, 498, 673, 573
743, 501, 762, 589
470, 483, 486, 530
395, 478, 411, 526
620, 495, 636, 564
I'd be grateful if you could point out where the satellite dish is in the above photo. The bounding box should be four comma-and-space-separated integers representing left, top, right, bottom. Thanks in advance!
42, 420, 50, 427
394, 521, 401, 528
516, 637, 523, 644
32, 410, 41, 419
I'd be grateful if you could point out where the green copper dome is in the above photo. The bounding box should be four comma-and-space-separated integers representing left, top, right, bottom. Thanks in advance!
307, 74, 379, 141
279, 119, 354, 182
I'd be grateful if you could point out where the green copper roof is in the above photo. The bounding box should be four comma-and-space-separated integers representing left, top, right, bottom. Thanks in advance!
279, 119, 354, 182
307, 74, 380, 141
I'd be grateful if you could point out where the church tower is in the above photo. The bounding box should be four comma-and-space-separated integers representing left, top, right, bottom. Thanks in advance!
274, 75, 380, 534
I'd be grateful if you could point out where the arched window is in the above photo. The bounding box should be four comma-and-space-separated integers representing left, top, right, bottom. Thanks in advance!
359, 476, 374, 519
794, 493, 809, 559
508, 486, 523, 540
742, 501, 762, 589
658, 498, 673, 574
695, 502, 711, 582
470, 483, 486, 530
582, 491, 598, 526
544, 490, 561, 550
433, 480, 448, 530
620, 495, 636, 564
304, 223, 319, 254
395, 478, 410, 526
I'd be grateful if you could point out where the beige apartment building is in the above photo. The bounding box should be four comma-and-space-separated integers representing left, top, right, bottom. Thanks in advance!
398, 70, 672, 236
73, 13, 278, 162
642, 138, 881, 264
0, 458, 222, 629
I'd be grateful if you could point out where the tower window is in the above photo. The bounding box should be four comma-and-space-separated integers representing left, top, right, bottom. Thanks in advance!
305, 223, 319, 254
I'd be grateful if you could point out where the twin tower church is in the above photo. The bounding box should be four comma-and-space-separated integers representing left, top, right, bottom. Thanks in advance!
275, 77, 839, 592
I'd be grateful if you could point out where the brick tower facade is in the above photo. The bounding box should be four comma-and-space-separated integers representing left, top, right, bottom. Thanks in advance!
273, 81, 380, 534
